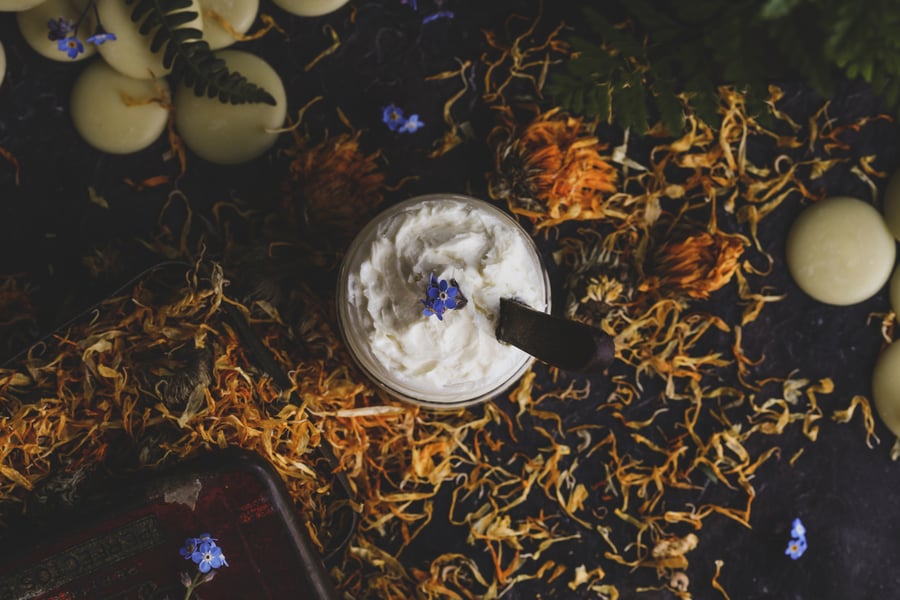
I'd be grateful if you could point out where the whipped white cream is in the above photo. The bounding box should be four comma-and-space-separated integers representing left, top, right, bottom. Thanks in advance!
341, 196, 548, 405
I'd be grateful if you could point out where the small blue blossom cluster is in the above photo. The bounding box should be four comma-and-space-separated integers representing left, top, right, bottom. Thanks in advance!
382, 103, 425, 133
179, 533, 228, 598
400, 0, 455, 24
784, 517, 807, 560
421, 273, 467, 320
47, 1, 116, 60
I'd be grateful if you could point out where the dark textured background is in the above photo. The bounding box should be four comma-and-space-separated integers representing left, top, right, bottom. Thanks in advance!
2, 1, 900, 598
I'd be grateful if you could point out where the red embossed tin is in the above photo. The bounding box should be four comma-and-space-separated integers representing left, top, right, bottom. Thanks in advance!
0, 448, 338, 599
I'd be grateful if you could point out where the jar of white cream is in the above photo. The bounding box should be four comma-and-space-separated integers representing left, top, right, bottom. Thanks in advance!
336, 194, 551, 408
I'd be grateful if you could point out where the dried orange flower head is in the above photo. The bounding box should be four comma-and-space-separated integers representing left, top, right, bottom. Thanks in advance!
564, 248, 636, 324
283, 133, 385, 244
640, 229, 745, 300
489, 109, 618, 229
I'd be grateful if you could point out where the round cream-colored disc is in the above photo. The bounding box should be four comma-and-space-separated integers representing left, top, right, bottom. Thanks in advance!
785, 196, 896, 305
173, 49, 286, 165
272, 0, 350, 17
198, 0, 258, 50
0, 41, 5, 88
70, 59, 170, 154
0, 0, 47, 11
873, 341, 900, 437
882, 169, 900, 241
95, 0, 203, 79
17, 0, 97, 62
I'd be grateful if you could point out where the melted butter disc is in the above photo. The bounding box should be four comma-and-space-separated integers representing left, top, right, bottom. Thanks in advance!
70, 59, 170, 154
199, 0, 258, 50
95, 0, 203, 79
272, 0, 350, 17
873, 342, 900, 437
785, 196, 895, 306
174, 50, 286, 165
0, 0, 47, 11
17, 0, 97, 62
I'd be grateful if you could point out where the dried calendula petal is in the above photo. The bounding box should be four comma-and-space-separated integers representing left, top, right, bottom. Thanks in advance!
712, 560, 731, 600
652, 533, 699, 558
669, 571, 690, 592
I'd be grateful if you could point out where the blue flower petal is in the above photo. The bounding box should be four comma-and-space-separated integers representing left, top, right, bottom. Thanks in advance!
87, 32, 116, 45
58, 37, 84, 59
179, 539, 196, 558
785, 535, 807, 560
210, 554, 225, 569
421, 275, 465, 319
422, 10, 454, 25
399, 114, 424, 133
790, 518, 806, 539
382, 104, 406, 131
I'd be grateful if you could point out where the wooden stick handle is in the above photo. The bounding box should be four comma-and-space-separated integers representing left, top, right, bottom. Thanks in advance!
496, 298, 616, 374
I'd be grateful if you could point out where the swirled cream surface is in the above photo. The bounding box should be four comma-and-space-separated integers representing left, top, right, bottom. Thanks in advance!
342, 197, 548, 405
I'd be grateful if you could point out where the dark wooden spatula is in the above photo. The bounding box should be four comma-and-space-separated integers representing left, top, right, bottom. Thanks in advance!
496, 298, 616, 374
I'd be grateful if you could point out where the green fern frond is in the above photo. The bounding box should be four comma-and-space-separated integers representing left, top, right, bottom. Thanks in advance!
548, 0, 900, 134
822, 0, 900, 105
124, 0, 276, 105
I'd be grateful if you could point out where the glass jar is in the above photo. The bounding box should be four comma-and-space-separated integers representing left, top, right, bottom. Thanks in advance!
336, 194, 551, 409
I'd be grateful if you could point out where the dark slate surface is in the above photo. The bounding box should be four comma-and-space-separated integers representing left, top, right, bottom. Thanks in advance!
2, 2, 900, 598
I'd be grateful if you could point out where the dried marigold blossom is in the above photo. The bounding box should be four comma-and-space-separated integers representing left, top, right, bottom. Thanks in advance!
282, 132, 385, 244
554, 230, 638, 325
639, 229, 746, 300
489, 108, 618, 230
